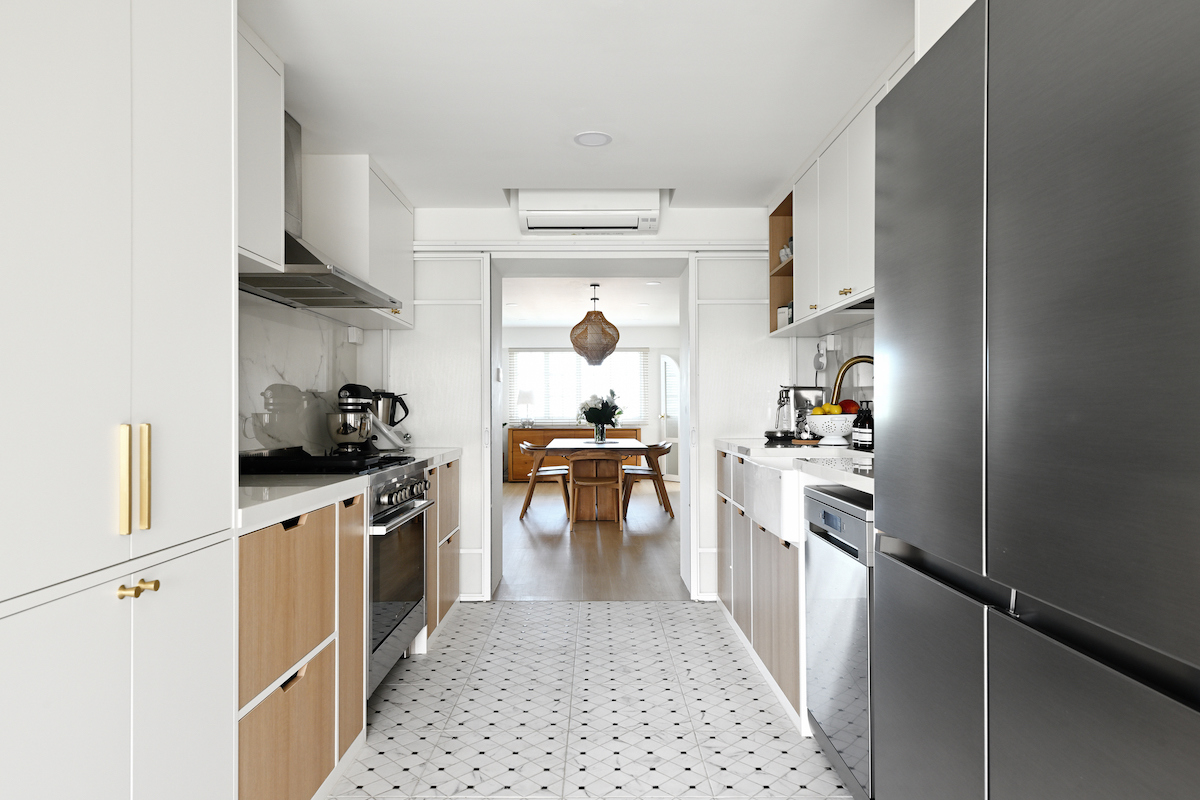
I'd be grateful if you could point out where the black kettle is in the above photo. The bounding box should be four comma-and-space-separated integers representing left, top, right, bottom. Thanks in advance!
371, 390, 410, 427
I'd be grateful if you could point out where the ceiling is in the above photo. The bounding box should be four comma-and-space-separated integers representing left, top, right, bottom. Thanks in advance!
239, 0, 913, 208
503, 277, 680, 327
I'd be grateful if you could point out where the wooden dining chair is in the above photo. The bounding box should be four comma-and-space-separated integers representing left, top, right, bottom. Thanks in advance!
518, 441, 570, 519
621, 441, 674, 519
566, 451, 626, 532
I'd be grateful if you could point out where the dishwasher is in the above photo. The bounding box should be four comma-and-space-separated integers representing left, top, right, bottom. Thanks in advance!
804, 485, 875, 800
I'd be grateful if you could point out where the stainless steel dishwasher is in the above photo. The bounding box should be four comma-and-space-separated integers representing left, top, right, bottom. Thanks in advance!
804, 485, 874, 800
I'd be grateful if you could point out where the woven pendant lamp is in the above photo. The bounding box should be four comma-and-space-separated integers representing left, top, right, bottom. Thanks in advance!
570, 283, 620, 365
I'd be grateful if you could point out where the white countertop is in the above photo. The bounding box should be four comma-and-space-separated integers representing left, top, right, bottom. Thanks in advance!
237, 447, 462, 533
715, 437, 874, 495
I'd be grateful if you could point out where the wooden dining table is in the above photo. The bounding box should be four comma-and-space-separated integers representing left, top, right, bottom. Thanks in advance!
535, 438, 659, 522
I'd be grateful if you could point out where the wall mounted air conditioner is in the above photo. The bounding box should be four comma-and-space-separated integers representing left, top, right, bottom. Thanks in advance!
518, 189, 660, 234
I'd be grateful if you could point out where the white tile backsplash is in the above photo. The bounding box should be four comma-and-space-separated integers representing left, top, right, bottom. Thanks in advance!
239, 292, 358, 453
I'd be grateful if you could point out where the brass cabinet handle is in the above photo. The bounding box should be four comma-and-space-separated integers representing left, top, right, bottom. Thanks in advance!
839, 287, 853, 296
119, 425, 132, 535
810, 304, 818, 310
136, 579, 160, 592
139, 423, 151, 530
720, 497, 727, 504
117, 584, 142, 599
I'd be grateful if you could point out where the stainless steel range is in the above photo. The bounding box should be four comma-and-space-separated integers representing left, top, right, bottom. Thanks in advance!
366, 461, 432, 694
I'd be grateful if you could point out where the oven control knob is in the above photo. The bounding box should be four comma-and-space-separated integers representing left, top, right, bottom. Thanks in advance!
422, 479, 431, 493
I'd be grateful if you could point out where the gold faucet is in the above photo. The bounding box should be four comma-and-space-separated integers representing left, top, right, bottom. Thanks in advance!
831, 355, 874, 404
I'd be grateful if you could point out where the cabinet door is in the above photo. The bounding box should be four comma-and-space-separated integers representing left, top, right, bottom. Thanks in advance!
132, 541, 236, 800
426, 467, 440, 634
846, 88, 883, 299
438, 532, 460, 624
239, 505, 336, 706
131, 0, 235, 558
438, 460, 460, 537
370, 169, 415, 327
239, 642, 336, 800
0, 580, 131, 798
989, 611, 1200, 799
817, 132, 849, 310
772, 537, 801, 711
338, 496, 365, 758
717, 496, 732, 610
873, 554, 985, 800
792, 164, 820, 317
2, 0, 133, 600
237, 28, 284, 268
731, 508, 753, 639
874, 0, 985, 572
750, 524, 776, 665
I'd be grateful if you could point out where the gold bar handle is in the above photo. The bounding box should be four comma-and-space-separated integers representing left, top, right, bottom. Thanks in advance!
119, 425, 132, 535
139, 423, 151, 530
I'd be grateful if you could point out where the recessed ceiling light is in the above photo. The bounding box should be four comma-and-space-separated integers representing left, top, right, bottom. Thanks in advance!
574, 131, 612, 147
645, 281, 661, 286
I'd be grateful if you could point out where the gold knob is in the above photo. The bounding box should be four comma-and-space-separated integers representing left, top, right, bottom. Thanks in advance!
389, 308, 401, 315
117, 584, 143, 600
809, 304, 817, 310
136, 579, 160, 593
839, 287, 853, 296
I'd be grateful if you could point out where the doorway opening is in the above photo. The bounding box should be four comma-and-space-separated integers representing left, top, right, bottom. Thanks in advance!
489, 255, 689, 601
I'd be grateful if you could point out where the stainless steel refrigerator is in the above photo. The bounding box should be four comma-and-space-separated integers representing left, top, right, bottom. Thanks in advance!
873, 1, 1200, 798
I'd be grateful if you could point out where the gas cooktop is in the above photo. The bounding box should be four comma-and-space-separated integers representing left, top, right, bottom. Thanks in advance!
239, 446, 414, 475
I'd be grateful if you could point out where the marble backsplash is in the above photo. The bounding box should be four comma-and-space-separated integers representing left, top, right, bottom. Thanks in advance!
239, 293, 357, 453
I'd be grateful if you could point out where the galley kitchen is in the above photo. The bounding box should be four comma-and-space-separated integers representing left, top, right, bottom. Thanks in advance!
4, 2, 1200, 800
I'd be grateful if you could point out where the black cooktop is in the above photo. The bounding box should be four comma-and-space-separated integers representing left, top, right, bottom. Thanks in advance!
240, 446, 414, 475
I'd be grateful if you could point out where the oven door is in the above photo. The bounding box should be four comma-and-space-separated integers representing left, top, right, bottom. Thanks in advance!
368, 499, 433, 693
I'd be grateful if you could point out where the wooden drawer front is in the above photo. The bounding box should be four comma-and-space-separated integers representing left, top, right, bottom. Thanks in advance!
438, 532, 460, 624
731, 456, 745, 506
337, 495, 365, 758
239, 504, 335, 707
238, 642, 335, 800
772, 537, 801, 711
717, 451, 731, 496
426, 468, 440, 635
438, 460, 459, 538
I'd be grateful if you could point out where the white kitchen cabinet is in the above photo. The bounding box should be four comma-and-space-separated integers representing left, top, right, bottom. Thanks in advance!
131, 0, 236, 558
2, 0, 234, 599
793, 163, 820, 318
132, 541, 235, 800
818, 132, 850, 311
846, 88, 884, 301
302, 155, 415, 327
0, 579, 132, 798
237, 20, 285, 272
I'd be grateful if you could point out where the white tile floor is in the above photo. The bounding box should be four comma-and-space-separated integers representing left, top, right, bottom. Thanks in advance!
331, 602, 852, 799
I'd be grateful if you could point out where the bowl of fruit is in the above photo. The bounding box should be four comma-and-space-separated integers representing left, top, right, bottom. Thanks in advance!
805, 400, 859, 446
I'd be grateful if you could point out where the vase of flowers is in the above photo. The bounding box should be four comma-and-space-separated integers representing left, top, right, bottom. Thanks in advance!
578, 390, 622, 443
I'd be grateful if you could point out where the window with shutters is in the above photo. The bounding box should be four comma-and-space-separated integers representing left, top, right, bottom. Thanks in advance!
507, 348, 649, 426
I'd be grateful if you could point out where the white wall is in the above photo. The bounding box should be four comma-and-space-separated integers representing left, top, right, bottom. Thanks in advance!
916, 0, 975, 60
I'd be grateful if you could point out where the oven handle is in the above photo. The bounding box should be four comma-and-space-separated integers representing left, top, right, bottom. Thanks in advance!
369, 499, 435, 536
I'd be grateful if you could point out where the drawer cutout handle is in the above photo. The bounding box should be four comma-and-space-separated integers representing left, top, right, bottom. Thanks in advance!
281, 663, 308, 693
429, 467, 437, 475
737, 508, 745, 517
282, 513, 309, 531
781, 540, 791, 549
720, 497, 727, 504
343, 496, 362, 508
736, 457, 744, 464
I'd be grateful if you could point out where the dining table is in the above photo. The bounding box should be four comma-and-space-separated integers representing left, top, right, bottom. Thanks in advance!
536, 438, 659, 522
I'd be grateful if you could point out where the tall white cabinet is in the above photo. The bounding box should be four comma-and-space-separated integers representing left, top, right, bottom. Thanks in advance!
237, 20, 285, 273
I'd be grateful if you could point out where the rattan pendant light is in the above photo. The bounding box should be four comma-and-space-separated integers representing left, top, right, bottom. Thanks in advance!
570, 283, 620, 365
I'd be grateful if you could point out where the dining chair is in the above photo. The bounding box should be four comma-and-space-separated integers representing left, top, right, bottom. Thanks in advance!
621, 441, 674, 519
518, 441, 570, 519
566, 451, 626, 532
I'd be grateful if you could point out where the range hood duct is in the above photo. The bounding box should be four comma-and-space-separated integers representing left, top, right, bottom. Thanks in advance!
238, 113, 401, 312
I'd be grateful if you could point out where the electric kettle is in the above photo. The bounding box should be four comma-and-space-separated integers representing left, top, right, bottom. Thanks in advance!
371, 390, 410, 427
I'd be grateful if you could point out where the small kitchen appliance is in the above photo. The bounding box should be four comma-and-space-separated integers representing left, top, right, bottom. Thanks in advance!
328, 383, 376, 453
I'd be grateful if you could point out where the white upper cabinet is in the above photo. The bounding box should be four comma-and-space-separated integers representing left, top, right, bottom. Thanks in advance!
237, 20, 285, 272
817, 132, 850, 311
2, 0, 235, 600
847, 88, 885, 303
303, 155, 415, 327
793, 164, 820, 318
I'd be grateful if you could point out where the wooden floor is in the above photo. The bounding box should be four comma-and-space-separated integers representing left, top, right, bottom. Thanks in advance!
492, 479, 690, 601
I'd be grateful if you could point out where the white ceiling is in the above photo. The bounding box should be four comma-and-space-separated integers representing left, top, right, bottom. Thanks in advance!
503, 276, 680, 327
239, 0, 913, 208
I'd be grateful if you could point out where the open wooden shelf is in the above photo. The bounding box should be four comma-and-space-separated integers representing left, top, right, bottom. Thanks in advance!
768, 193, 793, 333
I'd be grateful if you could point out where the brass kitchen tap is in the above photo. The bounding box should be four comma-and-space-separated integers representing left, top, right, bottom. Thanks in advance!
831, 355, 874, 404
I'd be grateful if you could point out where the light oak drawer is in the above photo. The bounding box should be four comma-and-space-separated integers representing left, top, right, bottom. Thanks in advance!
438, 532, 460, 624
239, 504, 335, 707
337, 495, 365, 758
238, 642, 335, 800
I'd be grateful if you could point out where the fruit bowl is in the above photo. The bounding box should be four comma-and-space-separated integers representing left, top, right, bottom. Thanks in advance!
805, 413, 855, 446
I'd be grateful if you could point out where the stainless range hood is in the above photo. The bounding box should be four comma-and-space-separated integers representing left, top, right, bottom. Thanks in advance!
238, 112, 402, 318
239, 233, 400, 310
